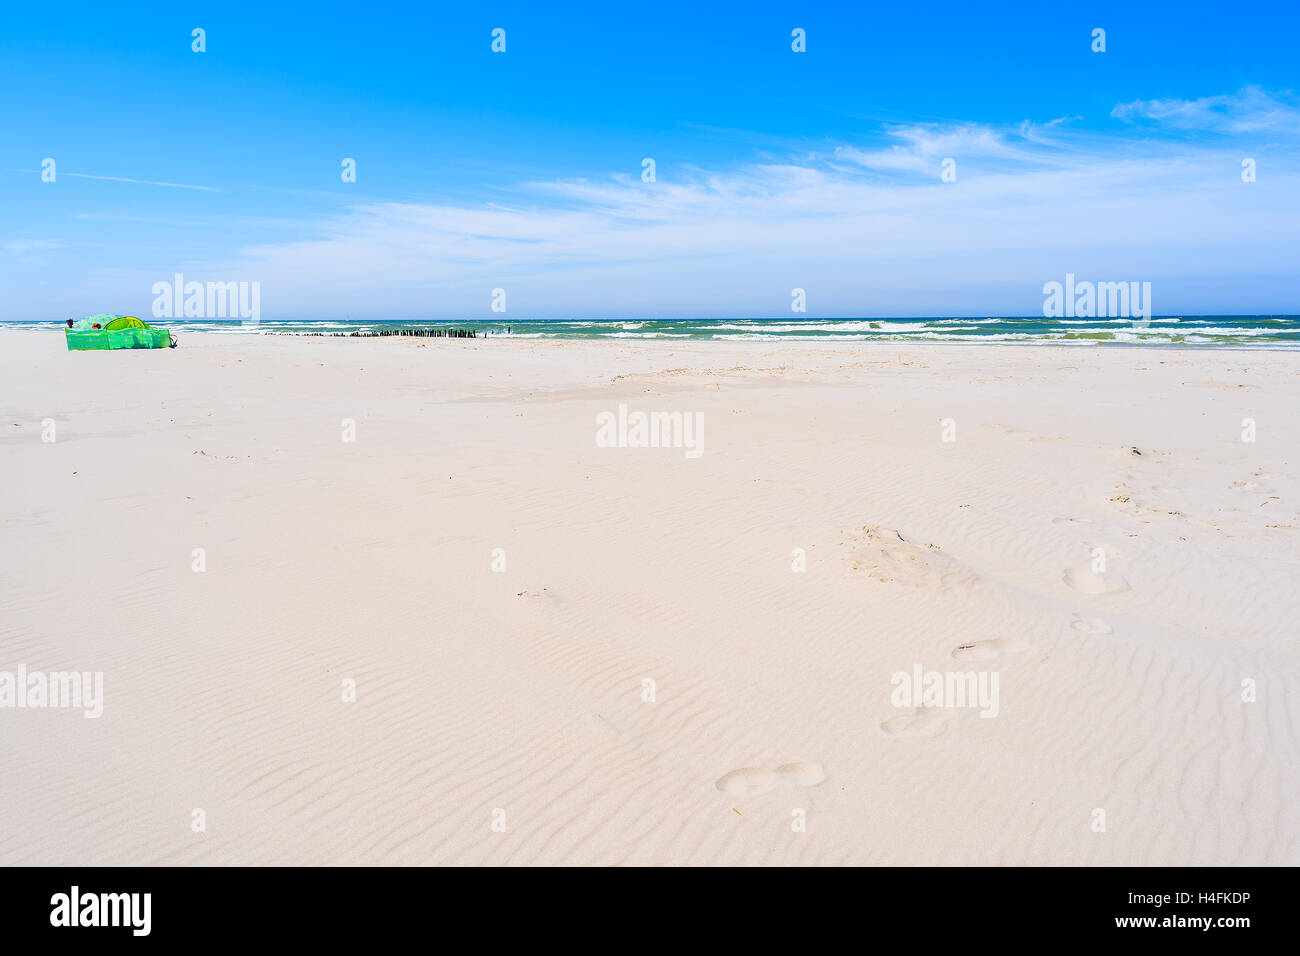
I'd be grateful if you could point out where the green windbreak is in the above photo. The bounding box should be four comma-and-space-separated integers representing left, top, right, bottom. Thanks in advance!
66, 328, 172, 350
103, 316, 151, 330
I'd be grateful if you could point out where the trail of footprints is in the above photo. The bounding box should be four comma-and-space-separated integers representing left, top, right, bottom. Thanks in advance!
853, 504, 1132, 739
867, 445, 1286, 743
722, 446, 1188, 784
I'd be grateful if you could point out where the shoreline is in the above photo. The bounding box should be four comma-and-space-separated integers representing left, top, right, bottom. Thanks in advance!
4, 326, 1300, 352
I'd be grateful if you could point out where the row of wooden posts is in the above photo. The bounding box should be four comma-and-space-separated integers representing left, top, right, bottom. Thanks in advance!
288, 328, 504, 338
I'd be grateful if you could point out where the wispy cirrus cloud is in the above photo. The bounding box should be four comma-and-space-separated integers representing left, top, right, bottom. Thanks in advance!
1, 168, 219, 191
13, 87, 1300, 320
832, 124, 1031, 174
2, 239, 65, 253
2, 238, 66, 266
190, 123, 1296, 317
1111, 85, 1300, 135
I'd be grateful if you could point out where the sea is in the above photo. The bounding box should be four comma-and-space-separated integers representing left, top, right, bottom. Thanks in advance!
5, 316, 1300, 347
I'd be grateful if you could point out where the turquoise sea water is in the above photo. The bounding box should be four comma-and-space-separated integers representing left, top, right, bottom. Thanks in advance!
5, 316, 1300, 347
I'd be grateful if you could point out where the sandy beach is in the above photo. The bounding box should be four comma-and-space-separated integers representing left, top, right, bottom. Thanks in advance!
1, 330, 1297, 865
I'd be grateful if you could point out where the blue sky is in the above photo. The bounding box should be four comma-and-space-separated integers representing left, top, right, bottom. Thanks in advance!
2, 0, 1298, 320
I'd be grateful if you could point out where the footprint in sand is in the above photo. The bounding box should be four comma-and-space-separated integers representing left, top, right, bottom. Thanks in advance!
715, 762, 826, 797
879, 707, 959, 738
843, 526, 976, 589
950, 638, 1031, 662
1070, 613, 1112, 635
1063, 567, 1130, 595
1084, 541, 1126, 561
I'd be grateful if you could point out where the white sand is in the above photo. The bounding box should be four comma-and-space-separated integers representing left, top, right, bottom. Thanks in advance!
1, 330, 1297, 865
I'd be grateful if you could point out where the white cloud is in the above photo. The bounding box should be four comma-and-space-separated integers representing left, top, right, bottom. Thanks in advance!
9, 89, 1299, 319
832, 124, 1035, 174
198, 143, 1297, 317
2, 239, 64, 254
1112, 85, 1300, 135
